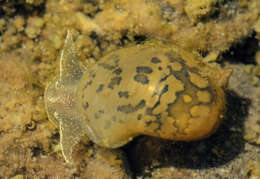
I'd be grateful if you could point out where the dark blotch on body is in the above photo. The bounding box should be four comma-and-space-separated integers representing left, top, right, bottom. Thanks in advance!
160, 85, 169, 95
113, 56, 120, 65
84, 80, 93, 89
151, 57, 161, 64
135, 100, 146, 110
145, 114, 162, 133
99, 109, 104, 114
136, 66, 153, 74
134, 74, 149, 84
108, 77, 122, 89
98, 63, 116, 70
146, 108, 153, 116
96, 84, 104, 93
90, 72, 96, 79
94, 109, 104, 119
117, 104, 135, 113
165, 52, 177, 63
160, 74, 169, 83
165, 52, 185, 65
118, 91, 129, 98
117, 99, 146, 113
145, 120, 152, 126
83, 102, 89, 109
113, 68, 122, 75
137, 114, 142, 120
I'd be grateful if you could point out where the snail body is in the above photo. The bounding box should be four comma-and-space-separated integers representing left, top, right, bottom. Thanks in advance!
45, 32, 232, 163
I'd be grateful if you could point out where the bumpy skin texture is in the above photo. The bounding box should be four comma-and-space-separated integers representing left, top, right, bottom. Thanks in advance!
45, 32, 232, 163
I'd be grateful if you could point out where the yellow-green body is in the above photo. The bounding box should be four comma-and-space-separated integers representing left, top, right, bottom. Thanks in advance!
45, 32, 232, 163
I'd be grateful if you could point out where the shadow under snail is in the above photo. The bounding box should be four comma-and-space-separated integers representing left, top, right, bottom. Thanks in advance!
45, 31, 232, 163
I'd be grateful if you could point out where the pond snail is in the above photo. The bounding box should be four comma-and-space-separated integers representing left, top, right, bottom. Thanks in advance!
45, 31, 232, 163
